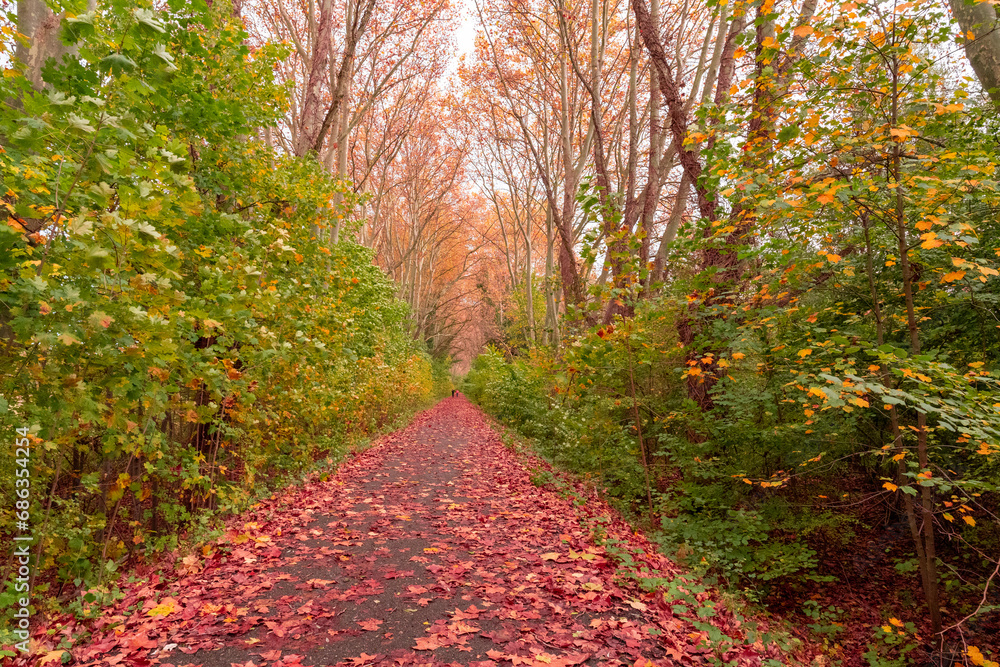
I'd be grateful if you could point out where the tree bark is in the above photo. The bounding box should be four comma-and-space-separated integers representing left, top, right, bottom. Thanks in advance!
294, 0, 335, 157
950, 0, 1000, 104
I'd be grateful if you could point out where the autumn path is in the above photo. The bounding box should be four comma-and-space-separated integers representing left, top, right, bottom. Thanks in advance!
59, 397, 771, 667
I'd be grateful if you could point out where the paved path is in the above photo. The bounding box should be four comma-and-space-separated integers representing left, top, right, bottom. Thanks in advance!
45, 397, 771, 666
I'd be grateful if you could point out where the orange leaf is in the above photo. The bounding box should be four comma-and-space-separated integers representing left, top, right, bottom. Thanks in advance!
941, 271, 966, 282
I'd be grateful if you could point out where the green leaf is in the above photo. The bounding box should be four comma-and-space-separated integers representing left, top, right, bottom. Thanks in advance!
134, 8, 167, 34
99, 54, 138, 74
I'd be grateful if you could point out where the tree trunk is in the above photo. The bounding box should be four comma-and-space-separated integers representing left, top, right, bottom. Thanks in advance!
16, 0, 78, 91
950, 0, 1000, 104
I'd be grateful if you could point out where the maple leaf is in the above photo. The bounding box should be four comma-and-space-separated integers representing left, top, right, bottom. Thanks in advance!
414, 635, 446, 650
452, 605, 481, 620
38, 651, 67, 666
306, 578, 336, 587
358, 618, 383, 631
350, 655, 379, 666
257, 651, 281, 661
147, 597, 178, 617
449, 620, 480, 634
540, 552, 561, 561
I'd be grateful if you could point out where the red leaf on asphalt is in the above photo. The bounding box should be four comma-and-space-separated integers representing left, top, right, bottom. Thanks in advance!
448, 620, 479, 635
452, 605, 481, 620
39, 399, 771, 667
413, 635, 447, 650
357, 618, 383, 631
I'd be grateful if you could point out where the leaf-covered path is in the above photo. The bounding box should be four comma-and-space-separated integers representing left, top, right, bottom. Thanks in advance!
58, 397, 775, 667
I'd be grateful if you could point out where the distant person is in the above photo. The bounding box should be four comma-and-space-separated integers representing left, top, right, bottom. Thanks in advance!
451, 389, 458, 397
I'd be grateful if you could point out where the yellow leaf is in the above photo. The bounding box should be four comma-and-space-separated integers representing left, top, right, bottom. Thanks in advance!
963, 515, 976, 527
920, 232, 943, 249
39, 651, 66, 666
883, 482, 898, 492
941, 271, 966, 282
826, 253, 842, 263
968, 646, 998, 667
793, 24, 814, 38
732, 352, 746, 360
148, 597, 179, 617
889, 617, 904, 628
817, 193, 835, 205
540, 552, 561, 561
58, 333, 81, 345
798, 348, 813, 358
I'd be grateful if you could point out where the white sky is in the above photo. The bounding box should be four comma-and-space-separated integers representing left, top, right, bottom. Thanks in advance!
454, 0, 478, 57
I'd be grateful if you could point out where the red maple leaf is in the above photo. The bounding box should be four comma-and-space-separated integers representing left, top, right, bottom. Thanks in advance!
357, 618, 383, 631
413, 635, 446, 650
448, 620, 480, 635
